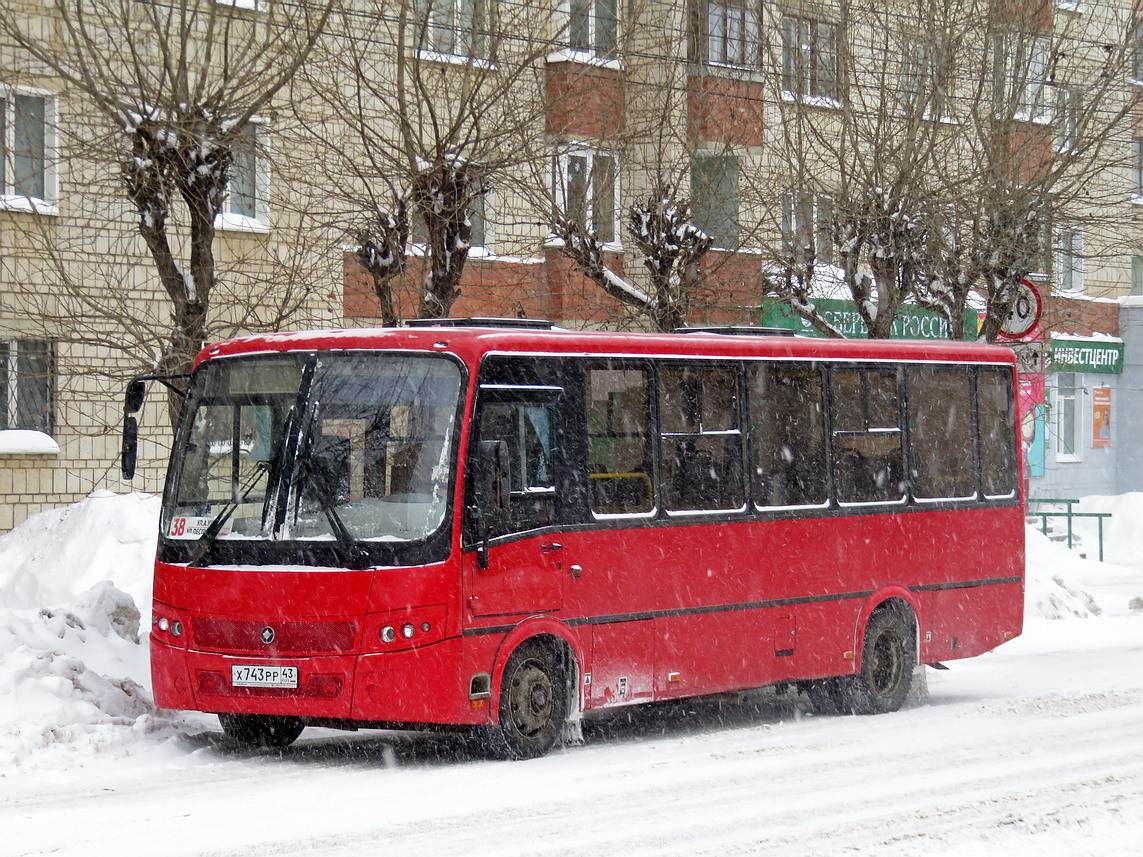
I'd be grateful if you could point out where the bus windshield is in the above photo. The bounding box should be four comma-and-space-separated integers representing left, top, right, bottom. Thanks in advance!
163, 352, 463, 545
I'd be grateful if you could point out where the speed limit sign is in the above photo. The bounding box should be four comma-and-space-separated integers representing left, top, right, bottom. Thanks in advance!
999, 279, 1042, 339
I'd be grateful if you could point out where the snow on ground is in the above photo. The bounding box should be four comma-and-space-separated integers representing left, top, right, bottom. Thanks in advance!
0, 491, 1141, 856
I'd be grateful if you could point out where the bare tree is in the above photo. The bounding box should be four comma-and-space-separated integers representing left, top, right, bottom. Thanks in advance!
1, 0, 332, 422
299, 0, 562, 323
544, 1, 725, 332
756, 0, 1141, 341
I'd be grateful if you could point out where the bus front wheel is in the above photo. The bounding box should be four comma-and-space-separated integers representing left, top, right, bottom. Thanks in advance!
218, 713, 305, 748
488, 639, 568, 760
850, 606, 916, 715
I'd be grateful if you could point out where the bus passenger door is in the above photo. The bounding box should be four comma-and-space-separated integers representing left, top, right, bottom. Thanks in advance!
464, 390, 565, 619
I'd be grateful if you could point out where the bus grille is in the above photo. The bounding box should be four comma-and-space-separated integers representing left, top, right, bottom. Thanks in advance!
192, 617, 357, 654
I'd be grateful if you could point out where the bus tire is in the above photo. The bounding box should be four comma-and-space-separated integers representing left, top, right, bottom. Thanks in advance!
218, 713, 305, 748
850, 605, 916, 715
488, 638, 567, 760
806, 676, 856, 715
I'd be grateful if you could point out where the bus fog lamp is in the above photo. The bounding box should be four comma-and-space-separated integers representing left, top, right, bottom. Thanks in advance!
380, 626, 396, 643
158, 617, 169, 632
402, 623, 415, 639
170, 621, 183, 637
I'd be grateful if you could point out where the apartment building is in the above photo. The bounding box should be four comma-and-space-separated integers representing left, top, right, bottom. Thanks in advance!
1, 0, 1140, 530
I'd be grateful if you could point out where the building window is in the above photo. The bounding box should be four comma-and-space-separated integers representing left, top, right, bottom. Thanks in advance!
691, 154, 738, 249
781, 191, 833, 266
1055, 86, 1078, 152
1056, 226, 1083, 293
568, 0, 618, 60
900, 39, 947, 118
469, 179, 489, 251
1133, 255, 1143, 296
1055, 371, 1079, 459
0, 91, 56, 208
555, 147, 618, 244
410, 178, 489, 252
0, 339, 54, 434
219, 122, 268, 229
781, 16, 839, 101
700, 0, 760, 67
1133, 21, 1143, 82
414, 0, 491, 58
995, 33, 1051, 123
1133, 139, 1143, 200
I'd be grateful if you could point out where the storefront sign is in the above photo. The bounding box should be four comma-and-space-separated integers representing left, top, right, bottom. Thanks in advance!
1050, 338, 1124, 374
1092, 387, 1111, 448
758, 299, 977, 340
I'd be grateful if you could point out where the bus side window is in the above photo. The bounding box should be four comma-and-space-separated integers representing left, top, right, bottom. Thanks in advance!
659, 365, 744, 512
831, 368, 905, 504
749, 364, 827, 507
978, 369, 1017, 497
586, 364, 655, 515
475, 400, 558, 536
908, 365, 976, 500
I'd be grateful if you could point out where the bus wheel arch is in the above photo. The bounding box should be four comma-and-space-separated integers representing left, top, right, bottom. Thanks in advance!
487, 629, 581, 760
851, 598, 918, 715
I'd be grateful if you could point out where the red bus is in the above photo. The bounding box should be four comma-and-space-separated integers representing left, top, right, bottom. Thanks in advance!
141, 320, 1024, 758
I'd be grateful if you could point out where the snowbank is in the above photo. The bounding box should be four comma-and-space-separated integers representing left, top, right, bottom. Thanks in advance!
1067, 492, 1143, 565
1024, 526, 1103, 619
0, 491, 167, 769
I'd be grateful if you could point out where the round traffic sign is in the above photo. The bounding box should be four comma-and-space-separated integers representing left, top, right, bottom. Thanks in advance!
999, 280, 1042, 339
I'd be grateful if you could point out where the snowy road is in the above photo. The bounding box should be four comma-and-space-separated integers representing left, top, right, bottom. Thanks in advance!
5, 615, 1142, 857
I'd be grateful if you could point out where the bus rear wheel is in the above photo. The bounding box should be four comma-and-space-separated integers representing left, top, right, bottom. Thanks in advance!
850, 606, 916, 715
218, 713, 305, 748
487, 639, 567, 760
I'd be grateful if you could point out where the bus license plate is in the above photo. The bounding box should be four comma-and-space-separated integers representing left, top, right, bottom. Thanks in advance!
231, 665, 298, 689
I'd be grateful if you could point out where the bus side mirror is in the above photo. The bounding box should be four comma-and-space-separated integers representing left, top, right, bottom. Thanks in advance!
473, 439, 511, 569
122, 415, 139, 480
121, 379, 146, 480
126, 379, 146, 413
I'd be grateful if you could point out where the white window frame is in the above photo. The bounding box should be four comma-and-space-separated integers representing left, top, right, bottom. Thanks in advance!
557, 0, 619, 64
214, 0, 264, 10
781, 191, 833, 266
466, 180, 495, 256
553, 145, 621, 249
781, 16, 840, 104
216, 119, 270, 232
413, 0, 492, 61
0, 337, 55, 435
1134, 20, 1143, 84
409, 175, 492, 256
1056, 226, 1083, 293
1053, 371, 1081, 462
1055, 86, 1078, 153
1132, 139, 1143, 203
997, 33, 1052, 124
703, 0, 761, 69
0, 87, 59, 214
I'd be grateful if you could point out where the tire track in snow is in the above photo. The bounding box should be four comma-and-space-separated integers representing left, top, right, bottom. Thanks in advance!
243, 691, 1143, 857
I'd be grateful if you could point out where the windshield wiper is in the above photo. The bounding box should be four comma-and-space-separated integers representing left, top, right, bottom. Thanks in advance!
291, 454, 372, 570
188, 461, 271, 566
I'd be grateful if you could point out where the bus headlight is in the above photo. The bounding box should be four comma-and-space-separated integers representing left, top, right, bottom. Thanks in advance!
402, 623, 415, 639
380, 626, 396, 643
